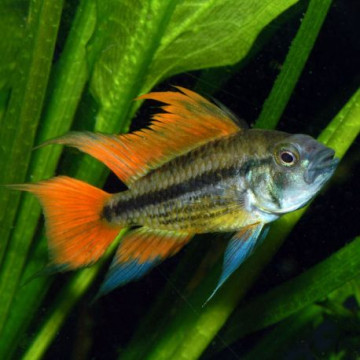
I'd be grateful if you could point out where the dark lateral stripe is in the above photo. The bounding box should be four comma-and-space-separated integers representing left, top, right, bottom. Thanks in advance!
111, 166, 238, 215
103, 157, 272, 220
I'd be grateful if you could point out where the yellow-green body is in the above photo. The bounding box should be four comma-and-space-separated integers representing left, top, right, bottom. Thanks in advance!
103, 129, 287, 232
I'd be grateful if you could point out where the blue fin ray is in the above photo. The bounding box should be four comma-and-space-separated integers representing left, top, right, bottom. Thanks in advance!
97, 258, 160, 298
205, 223, 265, 304
96, 227, 192, 299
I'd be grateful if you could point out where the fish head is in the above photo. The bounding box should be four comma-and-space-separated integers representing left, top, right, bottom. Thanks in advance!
249, 133, 339, 215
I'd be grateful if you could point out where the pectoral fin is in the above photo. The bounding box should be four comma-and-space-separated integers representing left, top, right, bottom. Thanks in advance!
97, 228, 193, 298
205, 223, 265, 304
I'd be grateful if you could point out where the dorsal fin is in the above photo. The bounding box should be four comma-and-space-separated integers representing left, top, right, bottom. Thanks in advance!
43, 87, 242, 186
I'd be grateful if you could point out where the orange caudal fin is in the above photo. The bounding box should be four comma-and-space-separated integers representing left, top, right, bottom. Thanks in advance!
10, 177, 121, 270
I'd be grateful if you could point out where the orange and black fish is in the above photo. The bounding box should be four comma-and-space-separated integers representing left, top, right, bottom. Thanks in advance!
10, 87, 339, 301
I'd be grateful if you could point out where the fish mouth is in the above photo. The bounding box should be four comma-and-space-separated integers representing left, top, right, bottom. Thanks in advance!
304, 148, 339, 184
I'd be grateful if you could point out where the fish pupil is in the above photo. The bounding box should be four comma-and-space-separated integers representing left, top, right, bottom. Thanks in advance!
280, 151, 295, 164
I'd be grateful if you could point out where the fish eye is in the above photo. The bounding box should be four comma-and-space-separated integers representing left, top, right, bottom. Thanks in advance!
280, 151, 295, 164
275, 147, 299, 167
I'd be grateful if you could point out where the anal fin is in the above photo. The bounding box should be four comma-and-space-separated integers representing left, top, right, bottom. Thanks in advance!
97, 228, 193, 297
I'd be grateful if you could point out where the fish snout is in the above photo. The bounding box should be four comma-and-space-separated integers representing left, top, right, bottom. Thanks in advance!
304, 147, 338, 184
317, 148, 336, 165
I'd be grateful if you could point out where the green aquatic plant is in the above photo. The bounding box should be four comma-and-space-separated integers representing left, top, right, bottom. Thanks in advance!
0, 0, 359, 359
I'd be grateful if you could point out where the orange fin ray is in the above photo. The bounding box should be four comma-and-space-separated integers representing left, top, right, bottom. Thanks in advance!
97, 227, 193, 297
42, 87, 241, 186
11, 177, 121, 269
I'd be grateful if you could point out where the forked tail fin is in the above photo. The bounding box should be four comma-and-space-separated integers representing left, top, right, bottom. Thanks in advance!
10, 176, 121, 270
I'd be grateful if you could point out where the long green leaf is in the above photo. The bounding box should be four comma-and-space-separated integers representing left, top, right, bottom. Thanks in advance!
255, 0, 333, 129
0, 0, 27, 91
0, 0, 97, 356
0, 0, 63, 262
0, 0, 64, 337
0, 235, 50, 359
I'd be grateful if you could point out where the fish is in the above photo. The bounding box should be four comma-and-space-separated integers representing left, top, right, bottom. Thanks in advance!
10, 87, 339, 302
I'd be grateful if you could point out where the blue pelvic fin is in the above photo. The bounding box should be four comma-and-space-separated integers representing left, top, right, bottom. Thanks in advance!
96, 227, 192, 299
205, 223, 264, 305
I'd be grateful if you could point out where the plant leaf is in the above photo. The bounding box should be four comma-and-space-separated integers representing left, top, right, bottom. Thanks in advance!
0, 0, 64, 337
215, 236, 360, 353
255, 0, 333, 129
0, 0, 27, 90
0, 1, 97, 356
88, 0, 299, 133
142, 0, 300, 90
242, 305, 324, 360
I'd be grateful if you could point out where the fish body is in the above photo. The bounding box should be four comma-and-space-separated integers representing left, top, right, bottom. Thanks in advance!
10, 87, 339, 301
103, 130, 282, 233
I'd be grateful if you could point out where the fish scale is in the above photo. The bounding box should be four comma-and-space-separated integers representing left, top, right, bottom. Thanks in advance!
103, 133, 273, 232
